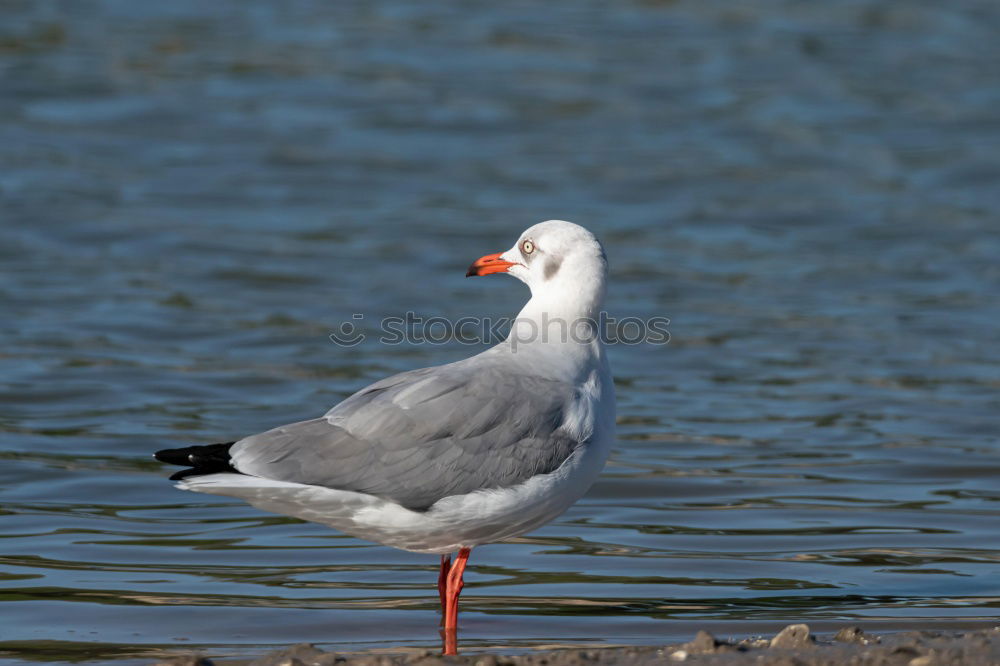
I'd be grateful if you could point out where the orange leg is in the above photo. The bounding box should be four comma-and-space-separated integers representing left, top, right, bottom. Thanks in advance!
443, 547, 471, 630
442, 626, 458, 657
437, 554, 451, 619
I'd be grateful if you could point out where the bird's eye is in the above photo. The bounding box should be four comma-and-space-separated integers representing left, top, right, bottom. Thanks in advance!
521, 240, 535, 255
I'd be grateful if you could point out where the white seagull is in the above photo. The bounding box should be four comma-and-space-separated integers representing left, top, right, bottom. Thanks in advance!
154, 220, 616, 654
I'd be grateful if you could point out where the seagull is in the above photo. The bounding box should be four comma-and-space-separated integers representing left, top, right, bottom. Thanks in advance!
154, 220, 616, 654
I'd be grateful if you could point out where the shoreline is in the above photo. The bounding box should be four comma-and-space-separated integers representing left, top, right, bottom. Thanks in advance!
158, 624, 1000, 666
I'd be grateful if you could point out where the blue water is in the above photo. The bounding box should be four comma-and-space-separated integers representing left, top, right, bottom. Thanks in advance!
1, 0, 999, 663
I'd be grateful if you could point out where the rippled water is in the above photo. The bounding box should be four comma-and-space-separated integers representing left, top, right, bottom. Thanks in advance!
2, 0, 999, 663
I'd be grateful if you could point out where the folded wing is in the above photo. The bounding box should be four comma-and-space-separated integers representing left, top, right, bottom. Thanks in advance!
229, 358, 580, 511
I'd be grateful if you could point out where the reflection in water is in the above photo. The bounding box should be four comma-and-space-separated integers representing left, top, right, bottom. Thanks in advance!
1, 0, 1000, 662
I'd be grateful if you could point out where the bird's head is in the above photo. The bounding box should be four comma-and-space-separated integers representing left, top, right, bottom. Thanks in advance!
466, 220, 607, 300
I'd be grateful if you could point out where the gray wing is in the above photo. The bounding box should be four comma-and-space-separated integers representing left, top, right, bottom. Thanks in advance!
229, 357, 580, 510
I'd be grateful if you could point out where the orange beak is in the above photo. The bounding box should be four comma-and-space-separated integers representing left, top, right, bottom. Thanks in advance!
466, 252, 516, 277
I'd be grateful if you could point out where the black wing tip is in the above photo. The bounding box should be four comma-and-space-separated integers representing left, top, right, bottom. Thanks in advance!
154, 442, 239, 479
153, 447, 193, 465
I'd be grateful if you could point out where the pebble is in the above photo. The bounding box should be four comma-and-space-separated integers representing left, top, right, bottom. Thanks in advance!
770, 624, 814, 650
908, 657, 934, 666
834, 626, 866, 644
247, 643, 343, 666
682, 630, 719, 654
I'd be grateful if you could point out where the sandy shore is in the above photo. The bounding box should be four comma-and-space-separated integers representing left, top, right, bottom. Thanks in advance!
158, 625, 1000, 666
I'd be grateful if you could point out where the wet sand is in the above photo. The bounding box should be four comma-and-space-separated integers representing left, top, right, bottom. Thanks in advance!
158, 625, 1000, 666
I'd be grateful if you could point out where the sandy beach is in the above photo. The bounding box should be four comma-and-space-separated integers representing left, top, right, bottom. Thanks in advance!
158, 625, 1000, 666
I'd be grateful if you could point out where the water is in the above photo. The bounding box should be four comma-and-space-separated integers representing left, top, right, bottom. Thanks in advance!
2, 0, 999, 663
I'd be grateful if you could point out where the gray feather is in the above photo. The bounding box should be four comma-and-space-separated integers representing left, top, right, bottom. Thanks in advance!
544, 256, 562, 280
230, 357, 580, 510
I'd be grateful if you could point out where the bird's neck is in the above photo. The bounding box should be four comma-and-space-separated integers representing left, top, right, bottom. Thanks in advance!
503, 275, 607, 370
514, 292, 603, 332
